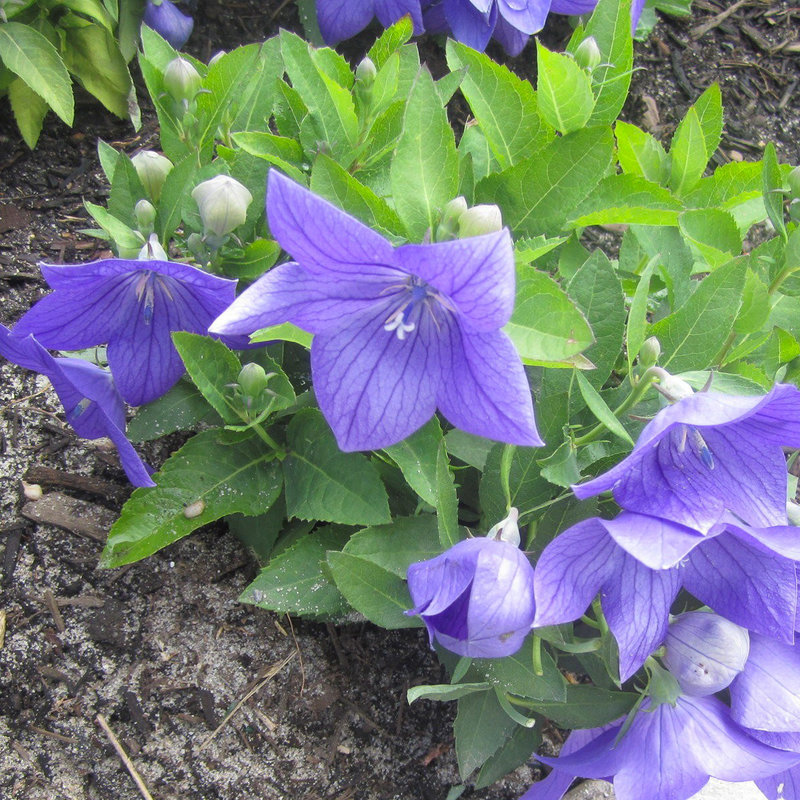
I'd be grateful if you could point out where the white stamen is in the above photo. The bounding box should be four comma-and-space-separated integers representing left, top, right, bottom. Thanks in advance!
383, 312, 416, 340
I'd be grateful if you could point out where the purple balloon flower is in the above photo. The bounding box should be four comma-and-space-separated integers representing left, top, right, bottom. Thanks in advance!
0, 326, 154, 488
13, 259, 237, 407
316, 0, 424, 45
405, 536, 536, 657
210, 171, 541, 452
533, 514, 799, 680
522, 695, 800, 800
572, 385, 800, 535
143, 0, 194, 50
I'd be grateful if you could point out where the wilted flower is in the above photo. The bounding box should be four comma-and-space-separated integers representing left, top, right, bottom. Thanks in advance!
192, 175, 253, 238
0, 326, 154, 487
405, 525, 536, 657
663, 612, 750, 697
142, 0, 193, 49
210, 171, 541, 452
533, 514, 799, 680
13, 259, 236, 406
572, 384, 800, 535
316, 0, 424, 45
522, 695, 800, 800
131, 150, 173, 202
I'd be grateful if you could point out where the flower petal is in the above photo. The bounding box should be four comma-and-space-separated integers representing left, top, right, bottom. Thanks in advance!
533, 518, 621, 627
443, 0, 497, 51
731, 634, 800, 733
600, 511, 707, 570
209, 261, 385, 337
375, 0, 425, 32
267, 171, 399, 281
497, 0, 549, 33
437, 323, 542, 446
601, 552, 681, 681
311, 303, 440, 451
316, 0, 375, 43
757, 769, 800, 800
394, 229, 515, 331
683, 533, 798, 642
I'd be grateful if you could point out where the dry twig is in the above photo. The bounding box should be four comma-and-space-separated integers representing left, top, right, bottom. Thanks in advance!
96, 713, 155, 800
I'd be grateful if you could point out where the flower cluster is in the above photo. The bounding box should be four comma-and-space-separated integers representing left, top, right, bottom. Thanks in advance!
316, 0, 645, 54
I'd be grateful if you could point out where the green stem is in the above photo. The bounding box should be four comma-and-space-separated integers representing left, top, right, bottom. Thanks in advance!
517, 491, 571, 526
573, 367, 659, 447
250, 424, 286, 459
768, 264, 800, 296
531, 634, 544, 677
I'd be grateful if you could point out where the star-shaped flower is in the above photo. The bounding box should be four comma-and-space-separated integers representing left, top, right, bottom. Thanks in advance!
13, 258, 237, 406
317, 0, 424, 45
210, 171, 542, 452
572, 385, 800, 535
0, 325, 154, 487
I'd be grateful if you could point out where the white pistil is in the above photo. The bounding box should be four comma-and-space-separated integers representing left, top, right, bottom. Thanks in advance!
384, 314, 416, 340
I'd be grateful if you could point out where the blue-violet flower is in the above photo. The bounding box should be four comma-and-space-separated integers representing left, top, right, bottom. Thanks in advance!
143, 0, 193, 49
317, 0, 424, 45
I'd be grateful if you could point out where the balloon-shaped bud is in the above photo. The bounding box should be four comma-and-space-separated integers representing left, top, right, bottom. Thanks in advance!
191, 174, 253, 237
663, 611, 750, 697
436, 196, 468, 241
237, 363, 269, 398
486, 507, 520, 547
132, 150, 174, 202
458, 204, 503, 238
356, 57, 377, 86
163, 56, 202, 104
574, 36, 602, 71
638, 336, 661, 368
138, 233, 169, 261
134, 199, 156, 235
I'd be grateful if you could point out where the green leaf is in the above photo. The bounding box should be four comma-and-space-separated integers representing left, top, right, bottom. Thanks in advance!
230, 37, 284, 134
536, 42, 595, 134
679, 208, 742, 268
0, 22, 74, 125
454, 690, 516, 779
62, 21, 133, 118
250, 322, 313, 348
107, 151, 147, 228
171, 332, 243, 424
515, 235, 568, 267
436, 435, 460, 548
566, 250, 626, 386
479, 445, 551, 525
519, 685, 636, 729
505, 271, 594, 363
343, 515, 441, 577
390, 66, 459, 239
83, 201, 143, 253
368, 16, 415, 67
240, 526, 351, 618
626, 256, 658, 372
445, 430, 494, 470
669, 107, 708, 196
575, 371, 634, 445
692, 83, 724, 162
476, 127, 614, 238
220, 239, 281, 281
101, 429, 282, 566
474, 724, 542, 789
117, 0, 145, 62
280, 31, 359, 165
539, 440, 581, 487
284, 409, 391, 526
446, 40, 551, 169
570, 174, 682, 227
384, 418, 444, 506
127, 380, 221, 442
326, 551, 420, 628
615, 120, 668, 185
763, 142, 787, 241
408, 683, 491, 704
311, 153, 404, 236
7, 75, 48, 148
583, 0, 634, 124
651, 257, 748, 372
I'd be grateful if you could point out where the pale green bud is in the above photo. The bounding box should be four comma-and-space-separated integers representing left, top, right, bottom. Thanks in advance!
436, 196, 468, 240
458, 204, 503, 238
638, 336, 661, 368
788, 165, 800, 200
486, 508, 520, 547
134, 198, 156, 235
138, 233, 169, 261
652, 367, 694, 401
191, 174, 253, 237
355, 56, 377, 86
574, 36, 602, 71
237, 363, 269, 397
163, 56, 202, 103
131, 150, 173, 202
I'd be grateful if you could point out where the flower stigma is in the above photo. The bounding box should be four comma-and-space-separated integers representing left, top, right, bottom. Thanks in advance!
382, 276, 454, 341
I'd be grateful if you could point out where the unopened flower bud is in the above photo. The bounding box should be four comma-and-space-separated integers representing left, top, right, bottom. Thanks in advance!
663, 611, 750, 697
574, 36, 602, 71
638, 336, 661, 368
191, 174, 253, 237
436, 196, 468, 241
163, 56, 202, 104
135, 199, 157, 235
132, 150, 173, 202
458, 204, 503, 238
652, 367, 694, 401
356, 56, 377, 86
138, 233, 169, 261
788, 166, 800, 200
237, 363, 269, 398
486, 507, 520, 547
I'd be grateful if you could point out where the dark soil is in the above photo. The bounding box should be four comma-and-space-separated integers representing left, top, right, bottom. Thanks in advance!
1, 1, 799, 799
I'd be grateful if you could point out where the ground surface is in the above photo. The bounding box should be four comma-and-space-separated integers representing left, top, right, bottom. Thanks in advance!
1, 1, 799, 799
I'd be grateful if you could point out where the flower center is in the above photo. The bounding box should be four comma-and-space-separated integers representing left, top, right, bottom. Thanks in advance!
133, 271, 174, 325
383, 277, 447, 341
677, 425, 715, 470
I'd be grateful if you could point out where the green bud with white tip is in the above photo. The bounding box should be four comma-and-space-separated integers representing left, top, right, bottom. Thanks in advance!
574, 36, 602, 71
191, 174, 253, 238
458, 204, 503, 238
163, 56, 202, 104
638, 336, 661, 368
131, 150, 173, 202
356, 56, 377, 86
134, 199, 156, 236
237, 363, 269, 398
